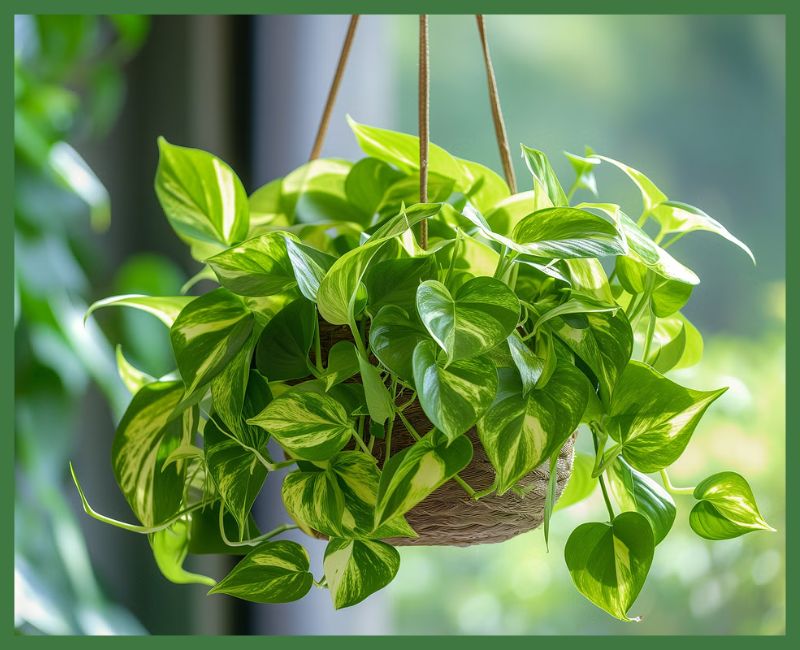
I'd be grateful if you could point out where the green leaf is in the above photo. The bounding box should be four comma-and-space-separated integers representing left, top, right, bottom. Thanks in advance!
646, 313, 703, 372
608, 457, 676, 544
511, 207, 627, 259
413, 340, 498, 442
248, 390, 355, 461
565, 149, 600, 196
507, 332, 547, 395
111, 381, 186, 525
416, 277, 520, 364
324, 538, 400, 609
204, 417, 267, 537
374, 431, 473, 529
605, 361, 727, 473
565, 511, 655, 622
280, 158, 368, 225
595, 154, 667, 215
170, 288, 255, 398
188, 504, 261, 555
358, 355, 394, 426
690, 472, 774, 540
255, 297, 316, 382
533, 294, 619, 334
317, 238, 388, 325
652, 201, 755, 263
565, 258, 615, 303
368, 202, 443, 240
521, 145, 568, 208
86, 293, 193, 328
281, 469, 345, 538
345, 157, 405, 217
550, 308, 633, 405
209, 540, 313, 603
155, 137, 249, 260
207, 233, 297, 297
477, 359, 589, 494
458, 157, 510, 213
485, 191, 536, 234
319, 340, 359, 389
285, 238, 336, 302
364, 255, 437, 314
555, 452, 597, 512
150, 519, 216, 586
115, 345, 155, 394
370, 305, 430, 383
348, 117, 467, 190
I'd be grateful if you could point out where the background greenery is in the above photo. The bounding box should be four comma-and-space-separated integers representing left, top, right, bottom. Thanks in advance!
13, 14, 784, 635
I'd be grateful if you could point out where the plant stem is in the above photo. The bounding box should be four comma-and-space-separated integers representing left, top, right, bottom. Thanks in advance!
659, 469, 695, 496
493, 245, 509, 279
352, 428, 371, 455
314, 316, 323, 371
598, 472, 616, 522
641, 304, 656, 362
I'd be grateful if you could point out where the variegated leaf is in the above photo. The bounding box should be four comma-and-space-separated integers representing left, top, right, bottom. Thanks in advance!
416, 277, 520, 365
281, 469, 345, 538
521, 145, 569, 208
204, 417, 267, 537
605, 361, 727, 473
170, 288, 254, 398
477, 359, 589, 494
115, 345, 155, 394
412, 340, 498, 443
210, 328, 260, 439
565, 512, 654, 622
247, 391, 354, 461
324, 538, 400, 609
155, 137, 249, 260
111, 381, 187, 526
285, 238, 336, 302
209, 540, 313, 603
550, 307, 632, 405
86, 294, 193, 328
511, 207, 627, 259
690, 471, 774, 540
207, 232, 297, 296
374, 431, 473, 529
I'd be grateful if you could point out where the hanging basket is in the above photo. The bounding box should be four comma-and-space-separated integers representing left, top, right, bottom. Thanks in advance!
318, 319, 576, 547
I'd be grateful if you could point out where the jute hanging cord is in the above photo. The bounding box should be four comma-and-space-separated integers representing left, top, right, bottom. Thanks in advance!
418, 14, 430, 249
309, 15, 360, 161
476, 14, 517, 194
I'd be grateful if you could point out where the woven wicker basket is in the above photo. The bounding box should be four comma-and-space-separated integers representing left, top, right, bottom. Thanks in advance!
317, 319, 575, 547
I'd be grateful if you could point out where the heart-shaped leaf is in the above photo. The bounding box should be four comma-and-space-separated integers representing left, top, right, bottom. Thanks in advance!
210, 330, 261, 440
413, 340, 498, 442
608, 457, 676, 544
374, 431, 473, 530
324, 538, 400, 609
344, 157, 405, 217
550, 307, 633, 405
369, 306, 429, 382
207, 232, 297, 297
248, 391, 354, 461
319, 340, 360, 389
170, 288, 254, 398
111, 381, 187, 526
565, 511, 655, 622
416, 277, 520, 365
285, 238, 336, 302
364, 255, 438, 314
477, 359, 589, 494
511, 207, 626, 259
690, 471, 774, 540
255, 297, 316, 382
281, 469, 345, 538
204, 417, 268, 537
209, 540, 313, 603
645, 313, 703, 373
605, 361, 727, 473
155, 138, 249, 260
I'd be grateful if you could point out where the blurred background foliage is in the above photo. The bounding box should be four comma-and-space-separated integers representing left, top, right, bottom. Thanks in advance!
13, 14, 784, 635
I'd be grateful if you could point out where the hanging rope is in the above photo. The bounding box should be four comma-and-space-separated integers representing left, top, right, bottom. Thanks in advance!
476, 15, 517, 194
309, 15, 360, 161
418, 14, 430, 249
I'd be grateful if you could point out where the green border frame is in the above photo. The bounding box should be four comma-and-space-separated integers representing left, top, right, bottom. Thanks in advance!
4, 0, 794, 643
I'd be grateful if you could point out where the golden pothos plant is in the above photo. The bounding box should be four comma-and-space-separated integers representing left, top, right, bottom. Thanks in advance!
72, 118, 773, 620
